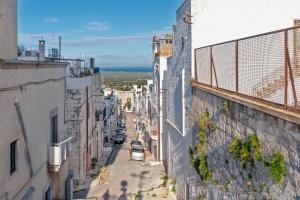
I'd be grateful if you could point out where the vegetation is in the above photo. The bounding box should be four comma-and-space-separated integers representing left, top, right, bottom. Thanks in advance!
223, 100, 231, 112
229, 133, 262, 168
171, 179, 176, 193
101, 72, 152, 91
189, 111, 216, 183
229, 133, 287, 184
197, 193, 206, 200
266, 151, 287, 183
161, 175, 168, 187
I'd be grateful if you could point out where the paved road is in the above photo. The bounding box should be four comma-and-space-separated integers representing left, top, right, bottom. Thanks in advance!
81, 113, 165, 200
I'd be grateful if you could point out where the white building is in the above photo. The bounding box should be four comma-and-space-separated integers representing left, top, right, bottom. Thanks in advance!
117, 90, 134, 112
151, 35, 173, 161
0, 1, 72, 199
65, 64, 103, 186
164, 0, 300, 198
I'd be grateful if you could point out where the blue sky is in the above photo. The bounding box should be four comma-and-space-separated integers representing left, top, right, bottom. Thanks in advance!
18, 0, 181, 67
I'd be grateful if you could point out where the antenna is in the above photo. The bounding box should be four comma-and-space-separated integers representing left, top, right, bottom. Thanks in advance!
59, 36, 61, 61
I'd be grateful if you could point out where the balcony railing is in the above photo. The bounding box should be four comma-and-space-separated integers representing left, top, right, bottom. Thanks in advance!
194, 25, 300, 112
48, 137, 72, 172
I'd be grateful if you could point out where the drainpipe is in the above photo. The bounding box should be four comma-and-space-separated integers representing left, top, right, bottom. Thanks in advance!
14, 100, 34, 178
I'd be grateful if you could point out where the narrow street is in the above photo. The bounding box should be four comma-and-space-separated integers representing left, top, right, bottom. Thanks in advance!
75, 113, 171, 200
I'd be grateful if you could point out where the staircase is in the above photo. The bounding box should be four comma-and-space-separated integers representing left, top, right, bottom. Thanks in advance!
253, 66, 300, 100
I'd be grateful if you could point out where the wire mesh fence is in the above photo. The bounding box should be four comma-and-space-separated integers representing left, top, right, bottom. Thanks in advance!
195, 26, 300, 111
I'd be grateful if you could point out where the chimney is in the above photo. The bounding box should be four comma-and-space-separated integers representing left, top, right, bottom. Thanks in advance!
90, 58, 95, 68
0, 0, 17, 60
39, 40, 45, 61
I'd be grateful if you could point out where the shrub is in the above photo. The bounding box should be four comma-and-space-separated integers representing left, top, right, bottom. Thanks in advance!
161, 175, 168, 187
267, 151, 287, 183
229, 133, 262, 167
223, 100, 231, 112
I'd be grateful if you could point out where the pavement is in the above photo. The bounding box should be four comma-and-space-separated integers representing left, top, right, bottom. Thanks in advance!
74, 112, 175, 200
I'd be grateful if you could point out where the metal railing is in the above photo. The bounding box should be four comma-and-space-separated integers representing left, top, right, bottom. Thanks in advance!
49, 137, 72, 172
194, 26, 300, 111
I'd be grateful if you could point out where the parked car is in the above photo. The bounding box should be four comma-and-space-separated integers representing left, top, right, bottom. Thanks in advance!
130, 146, 145, 161
112, 133, 124, 144
120, 125, 126, 129
130, 140, 142, 148
118, 129, 127, 139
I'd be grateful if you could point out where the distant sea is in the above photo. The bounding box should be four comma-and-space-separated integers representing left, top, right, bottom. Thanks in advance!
99, 66, 152, 73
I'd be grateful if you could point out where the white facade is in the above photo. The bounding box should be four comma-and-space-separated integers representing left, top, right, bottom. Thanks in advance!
0, 60, 70, 200
65, 73, 102, 185
151, 36, 173, 161
190, 0, 300, 78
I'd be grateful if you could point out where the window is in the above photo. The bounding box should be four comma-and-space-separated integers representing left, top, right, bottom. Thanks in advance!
51, 114, 58, 143
45, 185, 52, 200
10, 140, 17, 174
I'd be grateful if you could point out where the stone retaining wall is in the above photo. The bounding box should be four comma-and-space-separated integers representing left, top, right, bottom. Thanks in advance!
191, 87, 300, 199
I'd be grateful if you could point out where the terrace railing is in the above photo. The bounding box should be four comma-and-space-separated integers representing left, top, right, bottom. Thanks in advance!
194, 26, 300, 112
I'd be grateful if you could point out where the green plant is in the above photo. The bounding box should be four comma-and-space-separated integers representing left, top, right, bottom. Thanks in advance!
229, 133, 262, 168
248, 133, 263, 161
199, 112, 218, 131
161, 175, 168, 187
267, 151, 287, 183
197, 193, 207, 200
189, 111, 218, 183
229, 137, 242, 159
200, 112, 210, 130
171, 179, 176, 193
223, 100, 231, 112
198, 154, 213, 182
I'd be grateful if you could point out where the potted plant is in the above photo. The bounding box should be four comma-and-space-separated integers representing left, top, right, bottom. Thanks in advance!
91, 158, 98, 169
95, 110, 100, 121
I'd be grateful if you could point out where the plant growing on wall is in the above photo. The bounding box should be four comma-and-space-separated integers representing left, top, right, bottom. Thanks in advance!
229, 133, 262, 168
266, 151, 287, 183
188, 111, 216, 182
223, 100, 231, 112
229, 133, 287, 184
171, 179, 176, 193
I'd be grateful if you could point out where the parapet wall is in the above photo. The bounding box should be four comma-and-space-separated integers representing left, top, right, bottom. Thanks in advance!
190, 85, 300, 199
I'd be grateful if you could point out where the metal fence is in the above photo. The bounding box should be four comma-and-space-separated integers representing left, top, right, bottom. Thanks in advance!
195, 26, 300, 112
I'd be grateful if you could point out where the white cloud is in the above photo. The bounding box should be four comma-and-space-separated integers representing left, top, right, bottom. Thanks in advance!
85, 21, 110, 32
43, 17, 59, 23
63, 34, 149, 46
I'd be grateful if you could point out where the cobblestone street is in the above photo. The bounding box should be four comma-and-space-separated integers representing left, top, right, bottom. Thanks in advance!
74, 113, 175, 200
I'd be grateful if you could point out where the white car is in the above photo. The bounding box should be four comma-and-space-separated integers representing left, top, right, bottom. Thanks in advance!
131, 146, 145, 161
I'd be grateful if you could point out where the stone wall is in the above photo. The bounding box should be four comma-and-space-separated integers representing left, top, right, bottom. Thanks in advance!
191, 87, 300, 199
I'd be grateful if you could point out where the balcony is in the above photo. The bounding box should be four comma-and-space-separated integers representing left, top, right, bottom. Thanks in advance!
48, 137, 72, 172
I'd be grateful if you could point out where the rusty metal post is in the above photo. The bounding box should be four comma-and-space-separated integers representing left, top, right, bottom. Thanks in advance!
210, 46, 213, 86
194, 49, 198, 82
211, 56, 219, 88
284, 30, 288, 109
287, 46, 298, 107
236, 40, 239, 93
